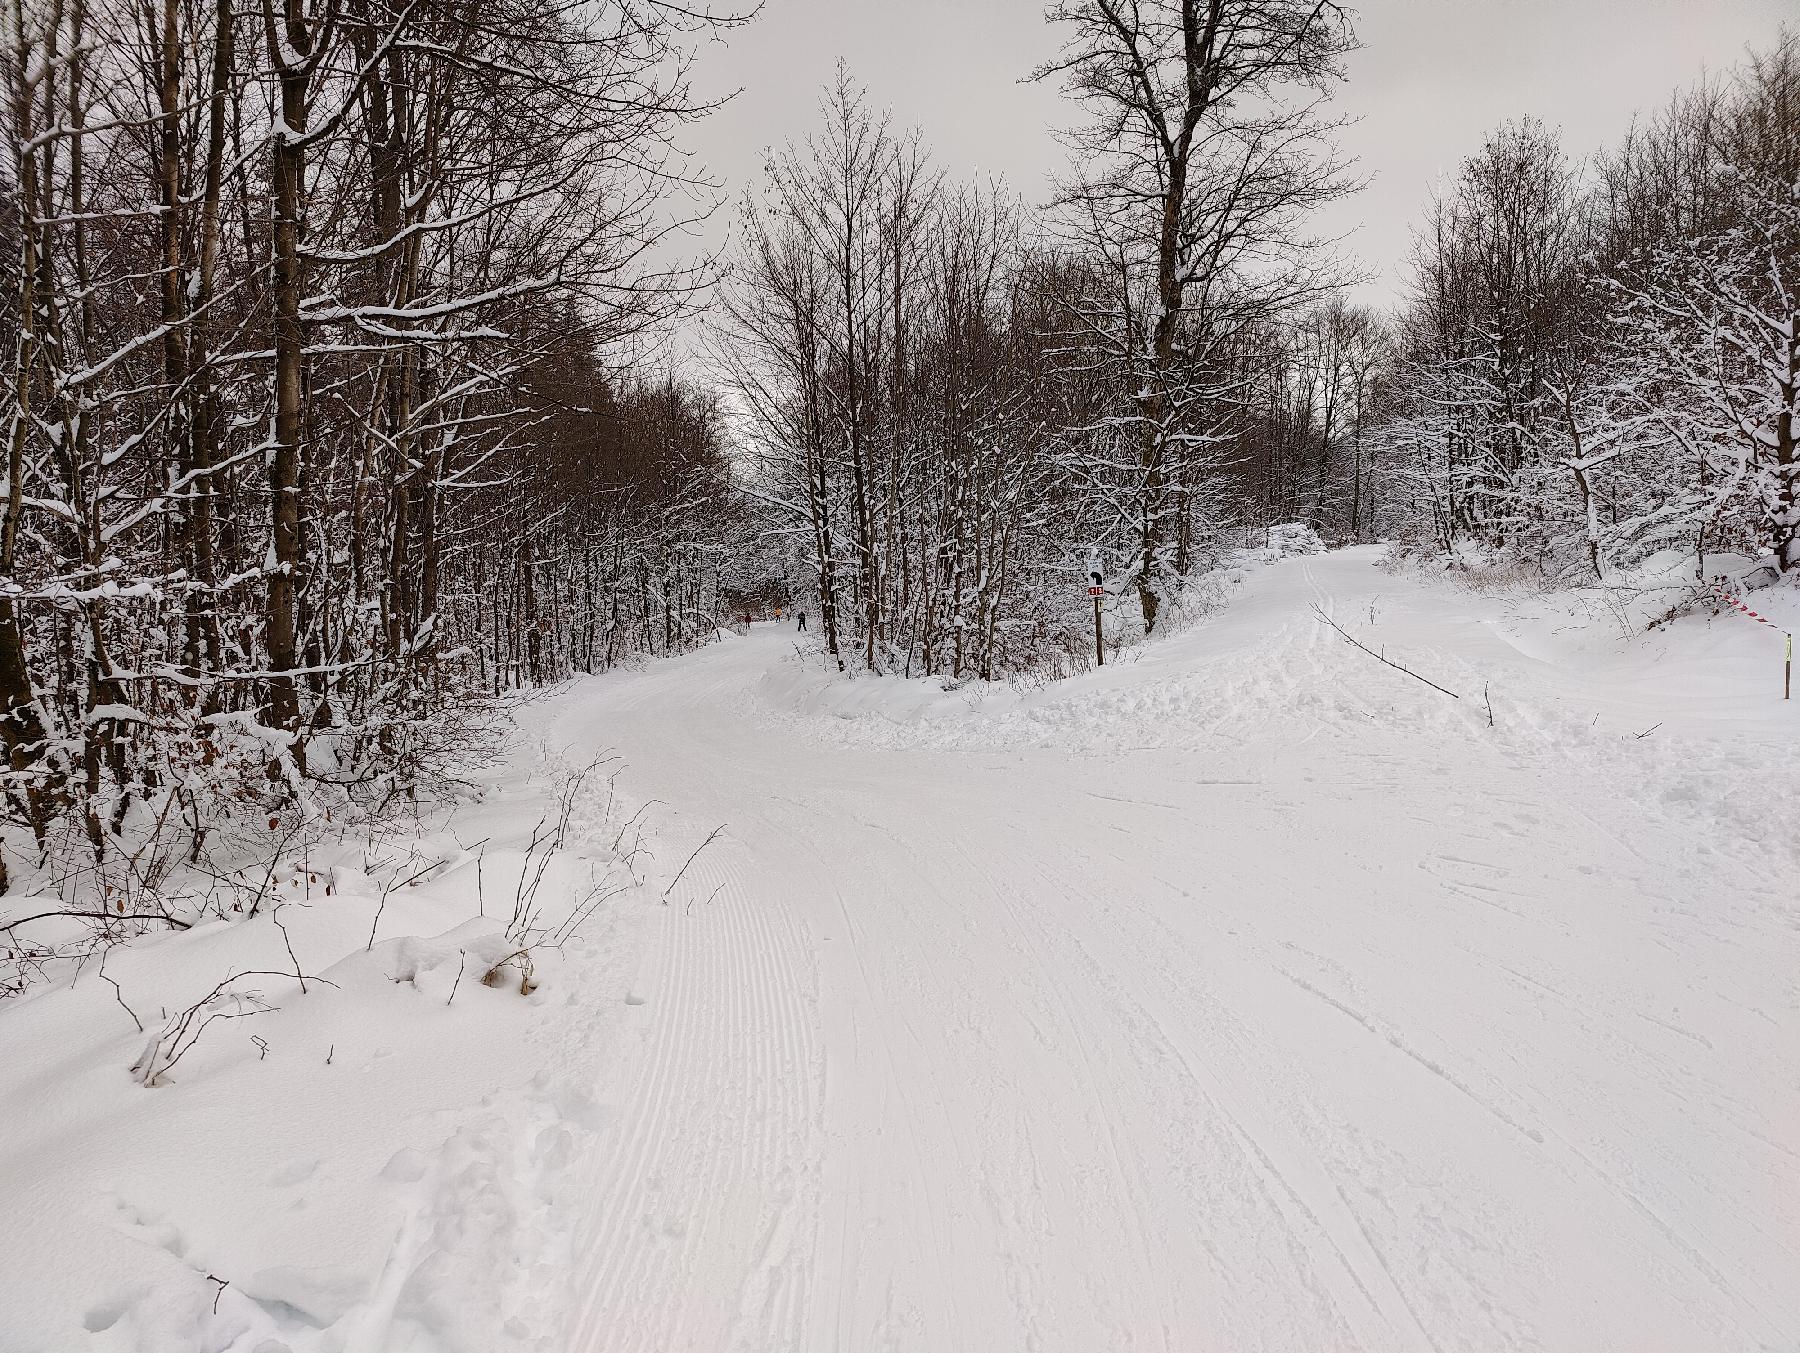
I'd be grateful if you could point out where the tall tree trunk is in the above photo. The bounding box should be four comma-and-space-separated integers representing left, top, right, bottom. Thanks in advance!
0, 45, 51, 833
261, 0, 318, 754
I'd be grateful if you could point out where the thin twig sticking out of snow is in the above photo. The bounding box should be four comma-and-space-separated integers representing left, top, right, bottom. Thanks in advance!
247, 819, 316, 919
99, 947, 143, 1033
611, 799, 661, 854
272, 905, 308, 995
448, 952, 468, 1006
662, 826, 727, 904
130, 967, 337, 1086
1310, 604, 1463, 700
365, 857, 447, 951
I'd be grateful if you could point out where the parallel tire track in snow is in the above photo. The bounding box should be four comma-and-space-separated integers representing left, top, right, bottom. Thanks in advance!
564, 809, 822, 1351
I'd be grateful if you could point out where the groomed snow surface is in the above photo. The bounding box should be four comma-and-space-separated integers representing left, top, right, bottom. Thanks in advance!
3, 546, 1797, 1352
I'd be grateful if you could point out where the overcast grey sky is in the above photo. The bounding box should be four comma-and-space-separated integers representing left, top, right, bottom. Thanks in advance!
680, 0, 1794, 307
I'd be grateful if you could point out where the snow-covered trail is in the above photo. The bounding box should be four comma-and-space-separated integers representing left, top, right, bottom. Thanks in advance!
555, 549, 1799, 1353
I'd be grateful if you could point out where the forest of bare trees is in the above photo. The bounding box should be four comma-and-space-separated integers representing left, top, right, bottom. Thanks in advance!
719, 0, 1365, 677
2, 0, 1794, 894
720, 10, 1797, 696
0, 0, 764, 890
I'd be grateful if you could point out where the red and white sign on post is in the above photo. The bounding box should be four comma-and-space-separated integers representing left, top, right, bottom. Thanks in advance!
1085, 553, 1105, 666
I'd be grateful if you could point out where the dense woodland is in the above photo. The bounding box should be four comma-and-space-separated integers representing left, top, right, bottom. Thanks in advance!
1, 0, 1795, 892
0, 0, 761, 890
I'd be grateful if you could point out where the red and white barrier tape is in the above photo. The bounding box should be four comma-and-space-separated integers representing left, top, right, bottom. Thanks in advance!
1710, 576, 1793, 700
1709, 577, 1790, 632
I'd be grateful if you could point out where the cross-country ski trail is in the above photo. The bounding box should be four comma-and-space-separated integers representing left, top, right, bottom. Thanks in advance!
553, 546, 1799, 1353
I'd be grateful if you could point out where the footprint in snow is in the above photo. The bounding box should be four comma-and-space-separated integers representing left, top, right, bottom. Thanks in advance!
379, 1147, 430, 1183
268, 1157, 318, 1186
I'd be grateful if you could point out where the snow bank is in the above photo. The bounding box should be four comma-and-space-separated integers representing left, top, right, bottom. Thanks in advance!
1222, 519, 1327, 567
756, 655, 1026, 729
747, 547, 1800, 877
748, 542, 1317, 737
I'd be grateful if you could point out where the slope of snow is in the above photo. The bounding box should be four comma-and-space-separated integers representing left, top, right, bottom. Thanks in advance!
4, 546, 1796, 1352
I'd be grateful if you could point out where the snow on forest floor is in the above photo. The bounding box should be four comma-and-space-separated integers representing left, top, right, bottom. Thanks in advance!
4, 545, 1799, 1352
0, 728, 662, 1353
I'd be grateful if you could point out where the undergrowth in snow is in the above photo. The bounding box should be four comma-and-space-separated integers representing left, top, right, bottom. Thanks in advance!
0, 724, 667, 1353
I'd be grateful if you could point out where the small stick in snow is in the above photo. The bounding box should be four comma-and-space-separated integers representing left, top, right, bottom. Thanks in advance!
448, 951, 467, 1006
662, 825, 727, 904
99, 948, 143, 1034
207, 1276, 227, 1314
1311, 605, 1461, 700
366, 859, 447, 951
1634, 723, 1661, 739
248, 818, 311, 918
1483, 682, 1494, 728
272, 905, 308, 995
610, 800, 661, 854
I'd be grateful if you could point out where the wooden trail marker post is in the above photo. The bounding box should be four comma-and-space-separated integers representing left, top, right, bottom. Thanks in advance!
1086, 553, 1105, 667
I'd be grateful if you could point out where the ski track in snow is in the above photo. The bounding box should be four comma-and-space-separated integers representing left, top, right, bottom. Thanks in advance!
549, 548, 1798, 1353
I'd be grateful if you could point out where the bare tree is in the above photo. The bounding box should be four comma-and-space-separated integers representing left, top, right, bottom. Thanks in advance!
1037, 0, 1357, 630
